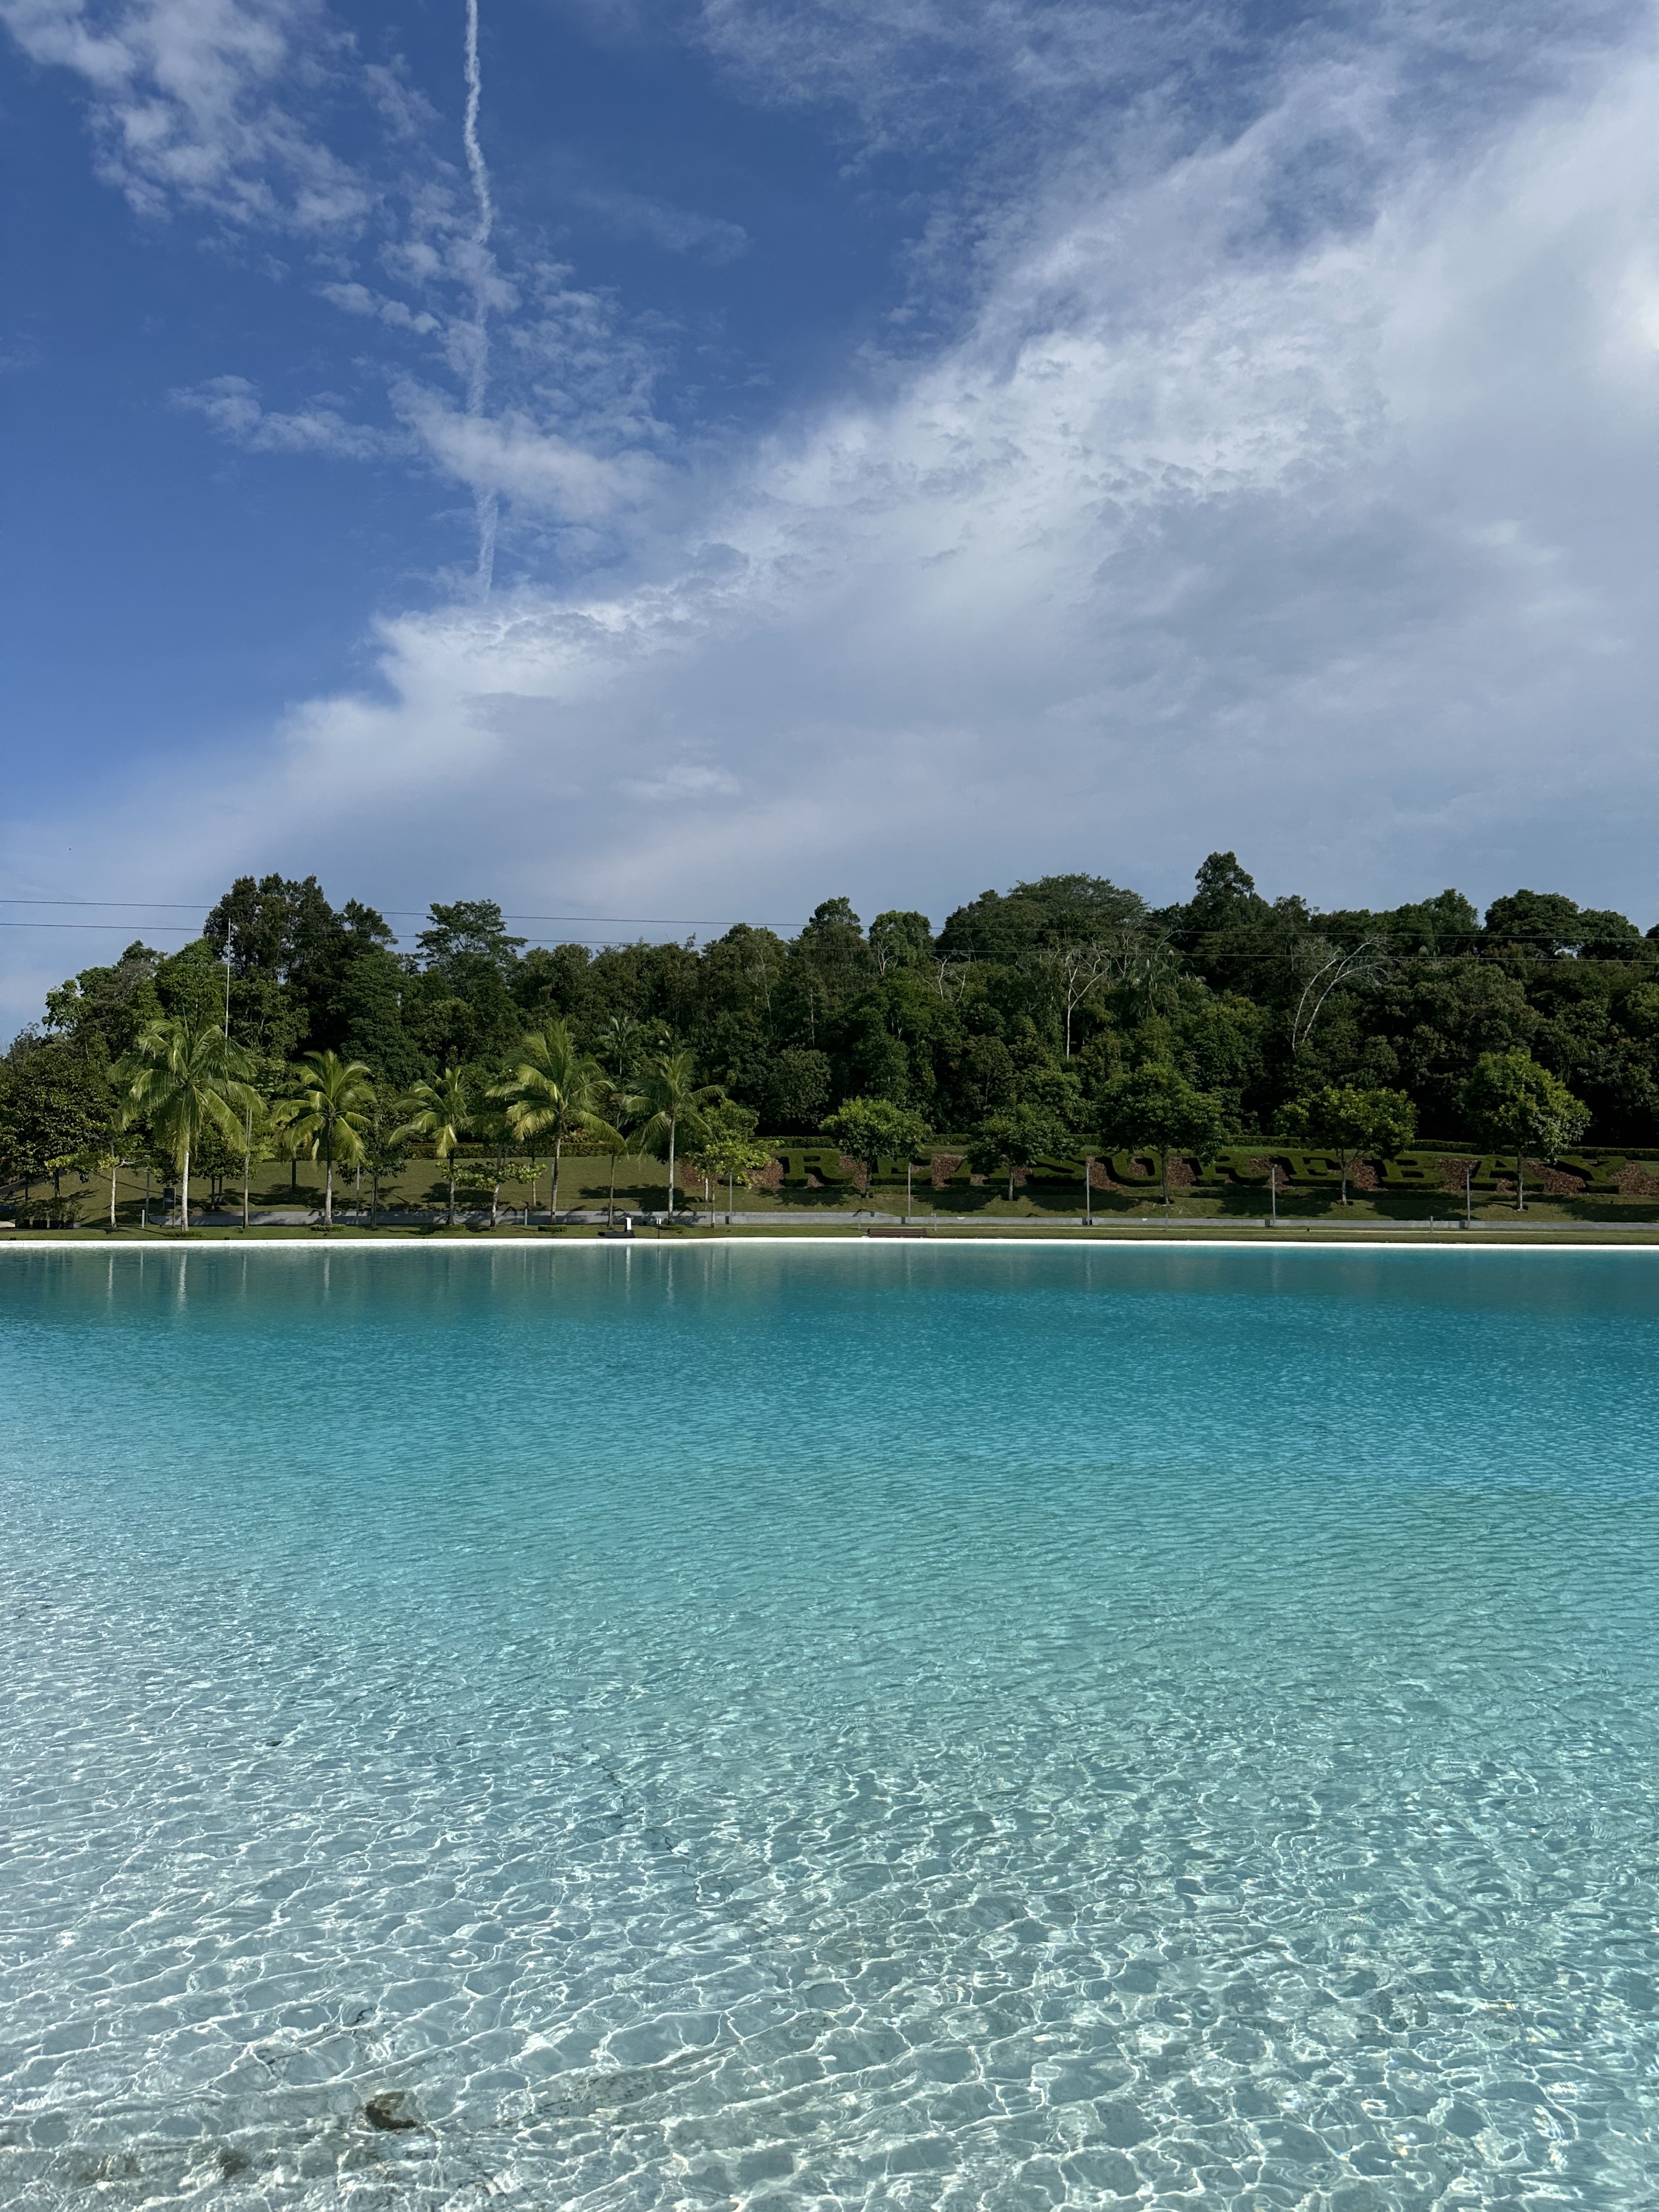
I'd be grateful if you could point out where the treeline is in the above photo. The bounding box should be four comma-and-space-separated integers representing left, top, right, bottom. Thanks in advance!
5, 854, 1658, 1201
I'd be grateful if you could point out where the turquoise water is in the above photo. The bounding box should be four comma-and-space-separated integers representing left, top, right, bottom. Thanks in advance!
1, 1245, 1656, 2211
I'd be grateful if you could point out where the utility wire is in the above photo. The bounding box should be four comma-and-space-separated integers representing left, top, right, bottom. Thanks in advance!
0, 900, 810, 928
4, 899, 1647, 954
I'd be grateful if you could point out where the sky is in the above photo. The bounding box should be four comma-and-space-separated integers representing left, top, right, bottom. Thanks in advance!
3, 0, 1658, 1030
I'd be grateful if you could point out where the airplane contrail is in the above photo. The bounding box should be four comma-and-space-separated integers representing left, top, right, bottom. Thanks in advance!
463, 0, 498, 596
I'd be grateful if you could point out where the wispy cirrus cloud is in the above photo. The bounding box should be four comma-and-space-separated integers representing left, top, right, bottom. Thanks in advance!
4, 0, 1659, 1049
571, 184, 748, 263
4, 0, 674, 554
0, 0, 373, 227
171, 372, 394, 456
18, 10, 1655, 961
318, 279, 439, 335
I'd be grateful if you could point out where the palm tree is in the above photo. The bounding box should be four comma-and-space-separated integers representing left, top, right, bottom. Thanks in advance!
121, 1015, 255, 1233
631, 1049, 723, 1221
392, 1066, 477, 1227
280, 1052, 376, 1229
493, 1023, 611, 1224
600, 1086, 642, 1226
602, 1012, 662, 1072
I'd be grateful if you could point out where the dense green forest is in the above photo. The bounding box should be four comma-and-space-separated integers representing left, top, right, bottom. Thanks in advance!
6, 853, 1659, 1199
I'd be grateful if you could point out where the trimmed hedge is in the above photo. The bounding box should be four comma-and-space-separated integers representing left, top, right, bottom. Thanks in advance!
780, 1143, 1659, 1193
522, 1139, 1659, 1197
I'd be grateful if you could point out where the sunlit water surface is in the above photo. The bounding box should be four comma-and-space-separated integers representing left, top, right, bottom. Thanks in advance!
1, 1244, 1656, 2210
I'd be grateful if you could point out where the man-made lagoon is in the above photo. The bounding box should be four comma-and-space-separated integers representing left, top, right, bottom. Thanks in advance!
1, 1245, 1655, 2208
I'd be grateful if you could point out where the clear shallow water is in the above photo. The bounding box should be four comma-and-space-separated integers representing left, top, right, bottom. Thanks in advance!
1, 1245, 1656, 2212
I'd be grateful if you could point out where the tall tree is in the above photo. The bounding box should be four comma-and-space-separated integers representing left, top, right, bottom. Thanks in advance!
824, 1097, 931, 1204
966, 1102, 1068, 1204
280, 1052, 377, 1229
1098, 1062, 1231, 1207
1278, 1085, 1417, 1204
686, 1102, 776, 1224
393, 1066, 478, 1227
357, 1097, 411, 1230
493, 1022, 612, 1223
1463, 1050, 1589, 1211
0, 1037, 117, 1202
416, 899, 528, 975
631, 1050, 723, 1217
120, 1016, 255, 1232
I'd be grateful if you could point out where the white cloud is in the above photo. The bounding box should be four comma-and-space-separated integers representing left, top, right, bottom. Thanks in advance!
0, 0, 373, 229
318, 279, 439, 334
172, 372, 394, 456
572, 185, 748, 264
392, 390, 666, 522
7, 0, 1659, 1044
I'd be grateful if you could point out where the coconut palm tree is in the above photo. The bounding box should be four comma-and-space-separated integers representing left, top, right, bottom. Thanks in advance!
121, 1015, 255, 1233
493, 1023, 612, 1223
631, 1049, 723, 1221
280, 1052, 376, 1229
599, 1083, 643, 1226
392, 1066, 477, 1227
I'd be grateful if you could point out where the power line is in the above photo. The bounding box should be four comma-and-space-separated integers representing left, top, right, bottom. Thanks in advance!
0, 899, 210, 911
5, 899, 1647, 958
0, 921, 769, 955
0, 898, 814, 924
0, 898, 808, 928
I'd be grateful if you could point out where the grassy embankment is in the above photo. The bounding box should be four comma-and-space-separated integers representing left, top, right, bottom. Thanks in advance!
8, 1152, 1659, 1241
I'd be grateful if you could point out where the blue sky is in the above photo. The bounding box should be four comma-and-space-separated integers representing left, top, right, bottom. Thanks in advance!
3, 0, 1658, 1025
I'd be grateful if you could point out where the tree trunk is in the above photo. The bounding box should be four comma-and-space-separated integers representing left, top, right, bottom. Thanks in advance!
180, 1145, 191, 1233
109, 1157, 119, 1231
1161, 1148, 1170, 1207
1516, 1146, 1526, 1212
324, 1134, 334, 1228
552, 1137, 562, 1224
447, 1167, 456, 1227
607, 1154, 617, 1226
1007, 1160, 1015, 1203
1341, 1156, 1350, 1204
667, 1123, 675, 1220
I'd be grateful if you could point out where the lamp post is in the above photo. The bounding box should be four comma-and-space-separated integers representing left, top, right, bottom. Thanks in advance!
222, 950, 233, 1039
1269, 1160, 1278, 1226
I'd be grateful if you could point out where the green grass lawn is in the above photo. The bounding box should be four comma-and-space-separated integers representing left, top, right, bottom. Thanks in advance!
9, 1148, 1659, 1238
